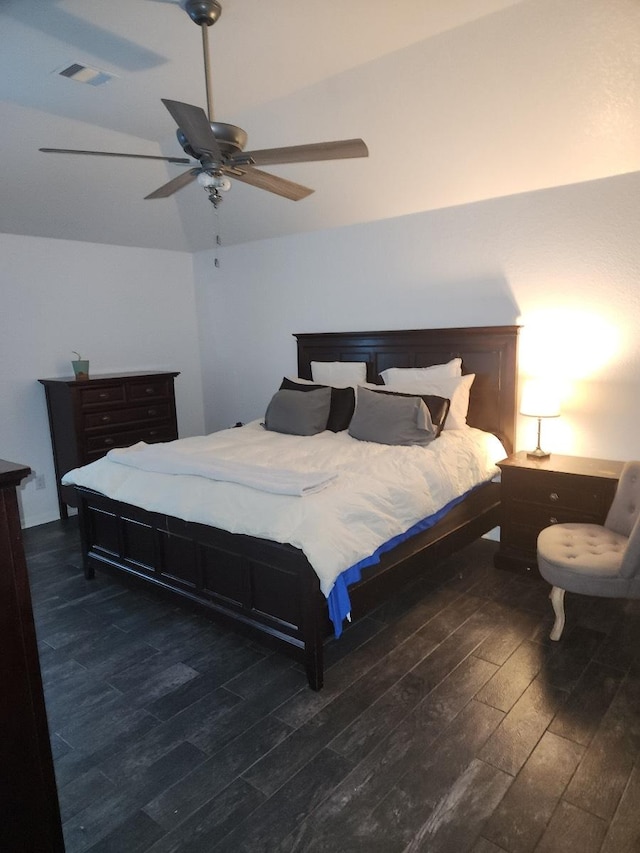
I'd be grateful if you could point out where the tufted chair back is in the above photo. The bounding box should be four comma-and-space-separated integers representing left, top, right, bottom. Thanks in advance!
605, 461, 640, 578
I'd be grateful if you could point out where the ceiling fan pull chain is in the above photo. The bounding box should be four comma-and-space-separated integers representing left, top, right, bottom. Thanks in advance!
214, 211, 221, 268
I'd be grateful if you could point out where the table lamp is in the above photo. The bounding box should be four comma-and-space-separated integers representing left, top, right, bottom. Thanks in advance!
520, 378, 561, 459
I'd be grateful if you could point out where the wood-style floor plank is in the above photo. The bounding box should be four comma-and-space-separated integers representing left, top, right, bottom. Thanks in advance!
482, 731, 584, 853
563, 665, 640, 820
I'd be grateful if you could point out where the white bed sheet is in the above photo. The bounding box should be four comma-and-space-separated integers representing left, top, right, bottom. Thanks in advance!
62, 421, 506, 599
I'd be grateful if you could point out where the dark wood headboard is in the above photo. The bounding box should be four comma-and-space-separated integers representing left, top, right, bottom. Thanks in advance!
295, 325, 520, 454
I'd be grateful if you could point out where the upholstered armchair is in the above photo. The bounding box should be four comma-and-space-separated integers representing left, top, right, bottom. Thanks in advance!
537, 460, 640, 640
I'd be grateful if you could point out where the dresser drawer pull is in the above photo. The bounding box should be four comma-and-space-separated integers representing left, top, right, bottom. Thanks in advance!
147, 408, 157, 416
101, 415, 111, 423
99, 392, 110, 399
549, 492, 559, 502
145, 387, 155, 395
103, 438, 115, 446
549, 516, 558, 524
148, 431, 158, 438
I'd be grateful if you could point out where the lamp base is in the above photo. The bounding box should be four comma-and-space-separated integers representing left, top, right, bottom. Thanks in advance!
527, 448, 550, 460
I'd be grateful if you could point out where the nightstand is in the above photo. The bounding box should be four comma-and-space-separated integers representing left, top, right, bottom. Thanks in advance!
494, 452, 624, 573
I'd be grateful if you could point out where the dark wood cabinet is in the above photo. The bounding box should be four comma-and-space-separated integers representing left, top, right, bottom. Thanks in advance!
0, 460, 64, 851
494, 451, 624, 573
39, 371, 179, 518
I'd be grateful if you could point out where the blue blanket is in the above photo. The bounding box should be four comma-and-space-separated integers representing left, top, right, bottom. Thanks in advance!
327, 489, 474, 636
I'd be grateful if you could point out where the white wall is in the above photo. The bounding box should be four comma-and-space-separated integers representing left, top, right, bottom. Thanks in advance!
1, 234, 205, 527
194, 170, 640, 463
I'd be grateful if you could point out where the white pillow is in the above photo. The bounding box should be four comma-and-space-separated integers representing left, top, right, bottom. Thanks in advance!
380, 358, 462, 385
382, 373, 475, 430
311, 361, 367, 387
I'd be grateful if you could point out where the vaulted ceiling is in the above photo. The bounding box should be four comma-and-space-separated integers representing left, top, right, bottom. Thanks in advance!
2, 0, 638, 251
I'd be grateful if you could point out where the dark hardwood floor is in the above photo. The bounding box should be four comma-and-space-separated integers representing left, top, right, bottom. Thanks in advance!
24, 519, 640, 853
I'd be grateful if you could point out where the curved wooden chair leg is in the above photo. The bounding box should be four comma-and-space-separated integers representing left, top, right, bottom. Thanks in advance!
549, 586, 566, 641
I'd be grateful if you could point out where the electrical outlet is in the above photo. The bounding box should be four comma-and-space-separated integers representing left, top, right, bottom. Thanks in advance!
35, 475, 46, 490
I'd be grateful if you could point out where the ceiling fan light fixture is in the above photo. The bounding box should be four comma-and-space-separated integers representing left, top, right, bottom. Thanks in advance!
197, 172, 215, 187
197, 171, 231, 191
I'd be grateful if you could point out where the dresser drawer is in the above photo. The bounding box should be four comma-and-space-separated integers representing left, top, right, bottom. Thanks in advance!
79, 384, 126, 407
84, 403, 171, 431
126, 379, 172, 402
86, 424, 176, 457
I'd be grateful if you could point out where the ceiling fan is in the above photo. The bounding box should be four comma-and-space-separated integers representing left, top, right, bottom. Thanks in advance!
40, 0, 369, 208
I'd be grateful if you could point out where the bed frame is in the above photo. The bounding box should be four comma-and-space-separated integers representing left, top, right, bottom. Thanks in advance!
75, 326, 519, 690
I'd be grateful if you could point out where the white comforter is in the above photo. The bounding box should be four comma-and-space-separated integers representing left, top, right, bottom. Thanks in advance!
62, 422, 506, 599
106, 442, 338, 496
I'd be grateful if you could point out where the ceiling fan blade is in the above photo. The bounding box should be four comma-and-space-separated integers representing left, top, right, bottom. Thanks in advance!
39, 147, 191, 164
225, 166, 313, 201
145, 168, 200, 200
237, 138, 369, 167
160, 99, 222, 160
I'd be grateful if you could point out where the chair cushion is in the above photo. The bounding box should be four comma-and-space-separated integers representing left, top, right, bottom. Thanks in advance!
537, 523, 631, 598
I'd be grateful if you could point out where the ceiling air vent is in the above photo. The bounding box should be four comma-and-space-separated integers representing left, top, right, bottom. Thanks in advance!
57, 63, 116, 87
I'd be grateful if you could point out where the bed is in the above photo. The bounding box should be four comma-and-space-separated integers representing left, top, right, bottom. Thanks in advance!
69, 326, 519, 690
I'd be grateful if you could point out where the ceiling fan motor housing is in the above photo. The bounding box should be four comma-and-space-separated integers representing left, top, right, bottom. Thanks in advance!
176, 122, 248, 162
182, 0, 221, 27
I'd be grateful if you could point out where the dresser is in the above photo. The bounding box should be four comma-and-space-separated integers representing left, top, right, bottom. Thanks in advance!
39, 371, 179, 518
494, 452, 624, 573
0, 460, 65, 850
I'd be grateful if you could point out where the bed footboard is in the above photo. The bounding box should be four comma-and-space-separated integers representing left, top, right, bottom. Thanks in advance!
76, 487, 329, 690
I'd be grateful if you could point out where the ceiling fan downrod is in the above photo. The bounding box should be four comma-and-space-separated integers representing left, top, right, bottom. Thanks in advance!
183, 0, 222, 121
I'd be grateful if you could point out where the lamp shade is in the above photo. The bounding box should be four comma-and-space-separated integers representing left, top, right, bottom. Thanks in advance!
520, 379, 561, 418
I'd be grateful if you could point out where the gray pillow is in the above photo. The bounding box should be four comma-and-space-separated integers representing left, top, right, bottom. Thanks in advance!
264, 387, 331, 436
348, 386, 436, 446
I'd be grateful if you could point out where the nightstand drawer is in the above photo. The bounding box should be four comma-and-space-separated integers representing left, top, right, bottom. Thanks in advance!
505, 506, 604, 554
504, 469, 603, 514
508, 500, 603, 528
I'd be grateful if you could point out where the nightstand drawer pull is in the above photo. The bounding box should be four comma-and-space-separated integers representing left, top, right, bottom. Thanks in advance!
550, 492, 559, 502
99, 392, 110, 399
549, 516, 558, 524
145, 387, 155, 394
103, 438, 114, 446
101, 415, 111, 423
